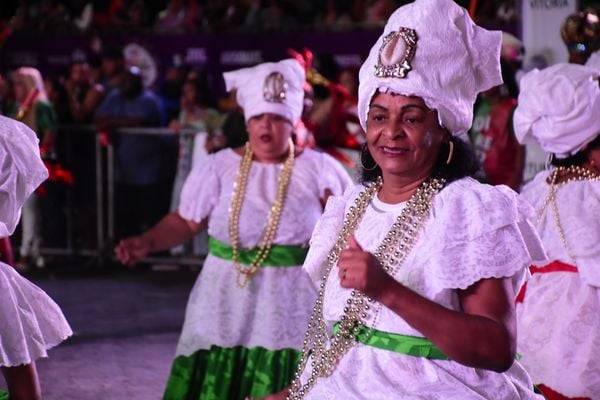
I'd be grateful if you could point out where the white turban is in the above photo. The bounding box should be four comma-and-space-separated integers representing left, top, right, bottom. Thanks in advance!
223, 59, 305, 125
586, 50, 600, 72
358, 0, 502, 135
0, 116, 48, 237
513, 63, 600, 158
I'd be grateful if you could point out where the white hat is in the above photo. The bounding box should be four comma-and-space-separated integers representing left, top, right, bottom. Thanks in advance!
513, 63, 600, 158
0, 116, 48, 236
223, 59, 305, 125
586, 50, 600, 72
358, 0, 502, 135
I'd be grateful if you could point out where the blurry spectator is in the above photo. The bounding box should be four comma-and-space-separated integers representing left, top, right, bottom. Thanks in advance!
36, 0, 73, 33
95, 66, 174, 239
366, 0, 398, 25
10, 67, 58, 269
217, 88, 248, 151
100, 46, 126, 93
44, 75, 71, 124
469, 58, 524, 190
169, 76, 221, 206
64, 61, 105, 123
168, 77, 222, 256
0, 73, 15, 116
154, 0, 200, 33
158, 62, 187, 123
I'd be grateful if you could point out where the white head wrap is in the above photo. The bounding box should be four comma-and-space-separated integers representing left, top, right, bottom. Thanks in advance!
0, 116, 48, 236
223, 59, 305, 125
586, 50, 600, 72
513, 63, 600, 158
357, 0, 503, 135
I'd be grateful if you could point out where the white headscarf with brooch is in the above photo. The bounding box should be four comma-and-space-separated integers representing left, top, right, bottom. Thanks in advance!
357, 0, 503, 136
0, 116, 48, 236
514, 63, 600, 158
223, 59, 305, 125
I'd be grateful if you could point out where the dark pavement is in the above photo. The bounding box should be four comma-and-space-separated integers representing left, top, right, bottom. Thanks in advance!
0, 265, 197, 400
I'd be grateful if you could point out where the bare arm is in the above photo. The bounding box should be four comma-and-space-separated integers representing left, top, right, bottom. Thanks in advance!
114, 212, 206, 266
339, 237, 516, 372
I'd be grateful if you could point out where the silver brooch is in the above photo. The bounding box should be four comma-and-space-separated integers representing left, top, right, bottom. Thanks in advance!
374, 28, 418, 79
263, 71, 287, 103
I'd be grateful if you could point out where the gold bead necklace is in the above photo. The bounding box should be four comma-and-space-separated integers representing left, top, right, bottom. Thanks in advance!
537, 166, 600, 265
287, 176, 445, 399
228, 139, 295, 288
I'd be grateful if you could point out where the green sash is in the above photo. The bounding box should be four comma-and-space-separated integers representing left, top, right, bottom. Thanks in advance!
333, 323, 449, 360
208, 236, 308, 267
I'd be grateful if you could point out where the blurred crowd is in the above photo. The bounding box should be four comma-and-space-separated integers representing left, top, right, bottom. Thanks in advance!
1, 0, 599, 269
0, 0, 482, 36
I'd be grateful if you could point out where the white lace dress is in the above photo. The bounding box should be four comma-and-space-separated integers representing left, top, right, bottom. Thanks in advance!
175, 147, 352, 356
300, 177, 547, 399
516, 171, 600, 398
0, 263, 72, 367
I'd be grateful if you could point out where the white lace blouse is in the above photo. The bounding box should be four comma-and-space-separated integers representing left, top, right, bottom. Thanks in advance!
300, 177, 547, 399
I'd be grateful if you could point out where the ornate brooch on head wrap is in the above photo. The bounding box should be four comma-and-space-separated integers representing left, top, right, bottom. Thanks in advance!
263, 71, 287, 103
374, 28, 418, 79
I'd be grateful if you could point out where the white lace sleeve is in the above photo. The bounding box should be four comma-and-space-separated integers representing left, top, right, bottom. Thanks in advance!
303, 186, 360, 285
177, 153, 220, 223
316, 152, 354, 197
0, 116, 48, 236
421, 179, 547, 297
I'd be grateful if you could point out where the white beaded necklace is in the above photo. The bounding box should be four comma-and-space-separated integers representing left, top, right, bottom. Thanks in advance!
537, 166, 600, 265
228, 139, 295, 288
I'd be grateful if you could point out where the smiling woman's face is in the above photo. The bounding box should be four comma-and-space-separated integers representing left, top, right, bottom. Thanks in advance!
366, 91, 446, 180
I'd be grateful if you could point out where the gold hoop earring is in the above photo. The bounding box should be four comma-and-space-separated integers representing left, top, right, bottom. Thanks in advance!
360, 146, 378, 171
446, 140, 454, 165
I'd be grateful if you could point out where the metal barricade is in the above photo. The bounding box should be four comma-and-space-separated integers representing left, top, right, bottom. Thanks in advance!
39, 125, 206, 268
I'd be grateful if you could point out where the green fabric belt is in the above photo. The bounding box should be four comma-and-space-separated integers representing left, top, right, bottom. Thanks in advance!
208, 236, 308, 267
333, 322, 449, 360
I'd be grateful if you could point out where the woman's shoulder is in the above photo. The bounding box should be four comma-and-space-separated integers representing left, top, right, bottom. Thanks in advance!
432, 177, 526, 240
438, 177, 518, 209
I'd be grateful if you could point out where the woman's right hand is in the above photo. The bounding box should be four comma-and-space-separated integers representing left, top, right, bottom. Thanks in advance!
168, 119, 181, 133
114, 236, 152, 266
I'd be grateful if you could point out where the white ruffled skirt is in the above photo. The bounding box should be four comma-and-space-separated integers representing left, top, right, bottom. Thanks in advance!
0, 263, 72, 367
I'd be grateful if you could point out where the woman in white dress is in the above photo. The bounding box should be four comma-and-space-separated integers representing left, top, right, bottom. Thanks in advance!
514, 63, 600, 399
114, 59, 352, 399
0, 115, 72, 400
263, 1, 547, 399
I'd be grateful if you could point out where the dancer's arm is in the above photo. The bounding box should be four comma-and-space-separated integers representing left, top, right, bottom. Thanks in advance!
114, 212, 206, 266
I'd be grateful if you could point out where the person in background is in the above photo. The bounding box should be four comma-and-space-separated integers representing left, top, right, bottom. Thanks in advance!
95, 66, 173, 240
64, 60, 105, 123
115, 59, 352, 399
0, 115, 72, 400
514, 63, 600, 400
168, 76, 222, 257
10, 67, 57, 269
469, 57, 524, 190
99, 46, 126, 94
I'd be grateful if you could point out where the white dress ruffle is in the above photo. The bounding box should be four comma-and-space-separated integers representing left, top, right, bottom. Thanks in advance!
301, 177, 546, 399
0, 263, 72, 367
175, 148, 352, 356
516, 171, 600, 398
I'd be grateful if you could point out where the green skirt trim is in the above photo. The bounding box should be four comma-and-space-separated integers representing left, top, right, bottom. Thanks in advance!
0, 390, 7, 400
163, 345, 300, 400
208, 236, 308, 267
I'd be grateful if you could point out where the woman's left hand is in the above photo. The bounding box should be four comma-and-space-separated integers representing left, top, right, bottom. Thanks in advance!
338, 235, 392, 299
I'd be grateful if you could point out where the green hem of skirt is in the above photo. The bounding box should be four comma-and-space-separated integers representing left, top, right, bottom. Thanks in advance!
0, 390, 7, 400
163, 345, 300, 400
